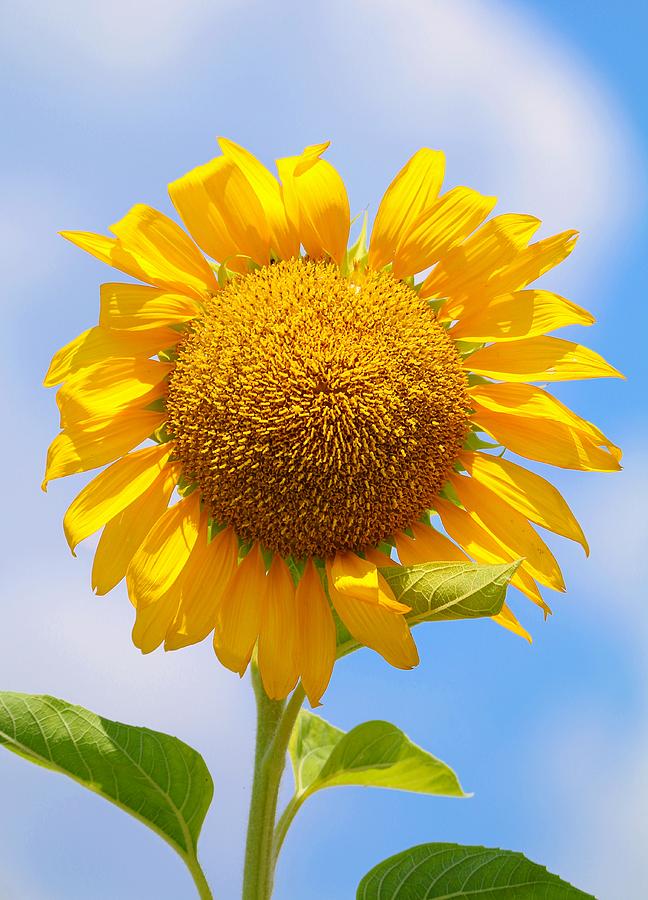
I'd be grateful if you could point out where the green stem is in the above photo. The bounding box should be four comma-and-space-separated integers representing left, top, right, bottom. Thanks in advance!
186, 855, 215, 900
241, 664, 305, 900
272, 793, 306, 865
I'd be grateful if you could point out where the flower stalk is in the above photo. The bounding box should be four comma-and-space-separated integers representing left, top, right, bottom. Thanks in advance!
242, 662, 305, 900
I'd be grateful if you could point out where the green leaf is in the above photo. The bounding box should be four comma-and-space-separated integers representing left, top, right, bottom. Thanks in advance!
289, 710, 466, 800
357, 843, 595, 899
290, 707, 346, 794
384, 560, 519, 625
334, 560, 519, 653
0, 692, 213, 890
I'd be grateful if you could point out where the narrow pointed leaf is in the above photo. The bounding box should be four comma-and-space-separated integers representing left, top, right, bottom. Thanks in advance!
0, 693, 213, 878
357, 842, 595, 899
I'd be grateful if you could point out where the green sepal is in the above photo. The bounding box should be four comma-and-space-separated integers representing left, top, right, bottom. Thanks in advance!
286, 556, 307, 585
467, 372, 491, 386
216, 255, 259, 288
342, 211, 369, 276
176, 476, 199, 498
438, 480, 461, 505
463, 429, 502, 452
152, 422, 174, 445
158, 347, 179, 363
145, 396, 168, 413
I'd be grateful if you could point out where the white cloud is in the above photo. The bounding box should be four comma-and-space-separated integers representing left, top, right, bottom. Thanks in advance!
4, 0, 642, 301
1, 560, 252, 737
335, 0, 643, 291
540, 715, 648, 900
0, 174, 83, 299
572, 435, 648, 612
2, 0, 235, 75
525, 431, 648, 899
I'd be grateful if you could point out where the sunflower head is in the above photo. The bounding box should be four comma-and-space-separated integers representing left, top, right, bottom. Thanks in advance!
166, 258, 471, 559
44, 137, 622, 705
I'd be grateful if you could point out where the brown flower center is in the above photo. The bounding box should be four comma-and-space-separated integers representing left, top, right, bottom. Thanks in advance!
166, 259, 470, 558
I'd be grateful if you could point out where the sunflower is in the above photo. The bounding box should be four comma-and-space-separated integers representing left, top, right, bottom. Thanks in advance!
44, 138, 622, 705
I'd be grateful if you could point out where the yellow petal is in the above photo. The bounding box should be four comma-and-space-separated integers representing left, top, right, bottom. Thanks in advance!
293, 142, 332, 174
169, 155, 270, 269
421, 213, 541, 301
258, 556, 300, 700
395, 522, 469, 566
470, 382, 622, 471
42, 407, 166, 489
63, 443, 174, 552
44, 325, 179, 387
56, 357, 171, 426
363, 546, 398, 568
368, 148, 445, 271
466, 336, 623, 382
213, 543, 266, 675
165, 525, 239, 650
449, 472, 565, 592
296, 560, 336, 707
132, 575, 184, 654
460, 451, 588, 552
109, 204, 218, 297
277, 143, 332, 234
493, 604, 532, 642
392, 187, 497, 279
471, 382, 620, 448
277, 144, 350, 265
326, 563, 419, 669
448, 290, 595, 342
126, 491, 201, 609
60, 231, 152, 284
484, 229, 578, 296
92, 461, 181, 596
99, 283, 201, 331
218, 137, 299, 260
330, 551, 410, 613
435, 498, 548, 612
62, 209, 218, 300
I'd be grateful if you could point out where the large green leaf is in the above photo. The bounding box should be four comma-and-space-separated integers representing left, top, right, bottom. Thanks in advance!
0, 692, 213, 891
357, 843, 595, 899
335, 560, 519, 653
289, 710, 466, 800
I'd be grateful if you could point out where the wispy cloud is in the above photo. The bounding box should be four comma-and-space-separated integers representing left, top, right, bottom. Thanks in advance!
341, 0, 643, 287
1, 0, 236, 75
526, 431, 648, 899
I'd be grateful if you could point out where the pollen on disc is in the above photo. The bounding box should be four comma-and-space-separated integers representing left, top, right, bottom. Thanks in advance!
166, 259, 471, 559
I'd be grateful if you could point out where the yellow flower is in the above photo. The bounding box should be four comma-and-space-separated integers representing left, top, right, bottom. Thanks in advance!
44, 138, 622, 705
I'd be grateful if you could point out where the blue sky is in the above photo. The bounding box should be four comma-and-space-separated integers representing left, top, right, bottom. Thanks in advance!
1, 1, 647, 897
